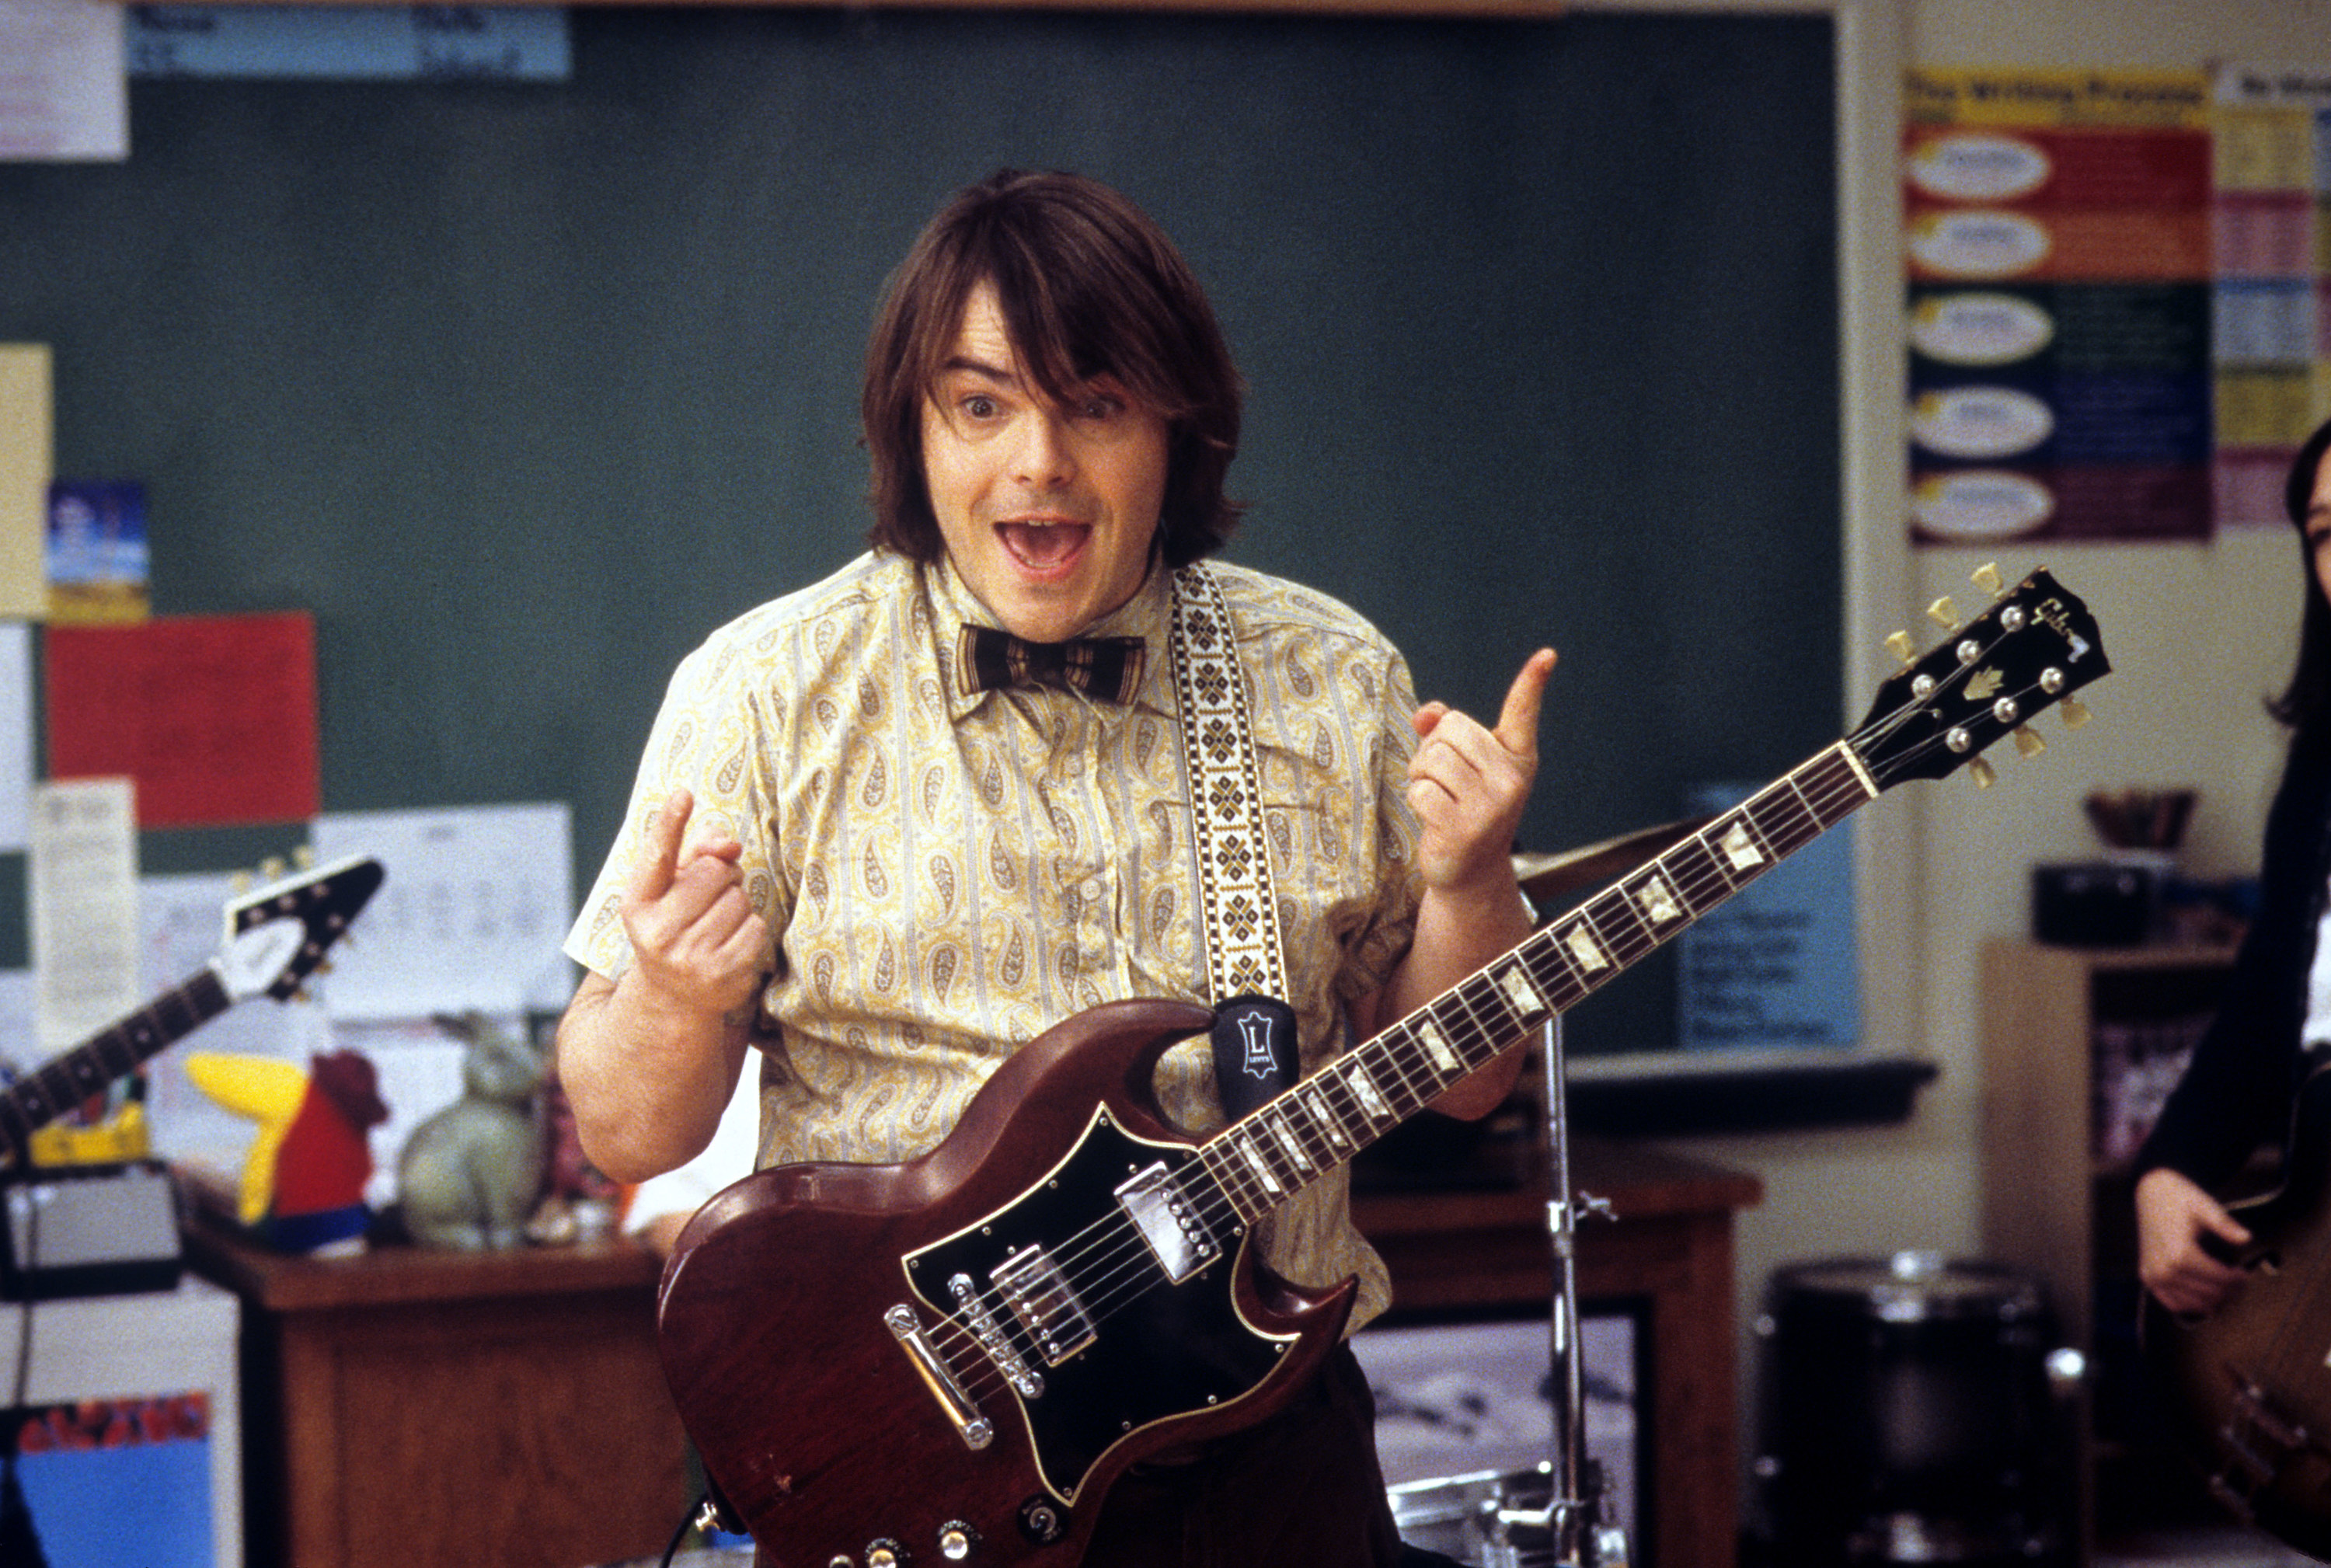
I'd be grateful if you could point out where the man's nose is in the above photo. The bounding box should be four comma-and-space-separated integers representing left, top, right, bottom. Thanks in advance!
1011, 409, 1076, 488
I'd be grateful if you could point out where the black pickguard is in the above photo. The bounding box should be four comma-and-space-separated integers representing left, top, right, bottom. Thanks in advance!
903, 1110, 1286, 1501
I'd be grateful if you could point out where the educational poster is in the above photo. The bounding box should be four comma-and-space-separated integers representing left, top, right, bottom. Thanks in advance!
1904, 70, 2214, 544
2211, 64, 2331, 528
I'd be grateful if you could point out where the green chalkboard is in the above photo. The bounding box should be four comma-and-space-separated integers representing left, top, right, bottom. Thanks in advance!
0, 7, 1837, 1060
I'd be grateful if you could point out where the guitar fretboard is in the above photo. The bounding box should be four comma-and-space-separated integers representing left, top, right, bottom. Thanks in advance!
0, 967, 233, 1162
1193, 740, 1877, 1225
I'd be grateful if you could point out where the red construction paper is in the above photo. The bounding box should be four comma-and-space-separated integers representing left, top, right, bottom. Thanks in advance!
46, 611, 320, 828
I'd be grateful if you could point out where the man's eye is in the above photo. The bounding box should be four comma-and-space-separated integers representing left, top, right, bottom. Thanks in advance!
962, 394, 998, 419
1077, 395, 1120, 421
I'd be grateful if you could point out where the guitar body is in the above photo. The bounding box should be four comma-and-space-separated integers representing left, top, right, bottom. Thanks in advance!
2145, 1061, 2331, 1560
658, 998, 1356, 1568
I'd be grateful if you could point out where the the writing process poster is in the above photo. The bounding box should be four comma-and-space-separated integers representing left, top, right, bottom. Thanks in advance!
1905, 70, 2214, 545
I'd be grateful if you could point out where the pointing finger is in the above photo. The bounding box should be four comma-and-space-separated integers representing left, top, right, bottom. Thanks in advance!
1494, 650, 1558, 758
628, 788, 695, 904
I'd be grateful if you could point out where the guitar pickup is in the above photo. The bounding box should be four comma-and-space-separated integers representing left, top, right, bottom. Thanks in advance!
992, 1245, 1096, 1366
1115, 1162, 1219, 1284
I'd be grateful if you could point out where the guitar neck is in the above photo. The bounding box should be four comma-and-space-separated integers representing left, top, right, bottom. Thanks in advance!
1195, 739, 1876, 1222
0, 967, 234, 1166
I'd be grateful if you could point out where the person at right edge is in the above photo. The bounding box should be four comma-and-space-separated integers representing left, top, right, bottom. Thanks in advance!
2135, 415, 2331, 1318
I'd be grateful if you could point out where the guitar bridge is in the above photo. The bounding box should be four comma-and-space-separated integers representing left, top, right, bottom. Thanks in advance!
992, 1245, 1096, 1365
951, 1272, 1044, 1398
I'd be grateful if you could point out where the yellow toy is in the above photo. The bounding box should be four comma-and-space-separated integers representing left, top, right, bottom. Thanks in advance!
184, 1048, 388, 1252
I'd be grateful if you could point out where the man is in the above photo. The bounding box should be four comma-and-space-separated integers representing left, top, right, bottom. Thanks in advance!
559, 169, 1554, 1564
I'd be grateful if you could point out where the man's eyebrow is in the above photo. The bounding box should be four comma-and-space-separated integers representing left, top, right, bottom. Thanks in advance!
939, 354, 1016, 381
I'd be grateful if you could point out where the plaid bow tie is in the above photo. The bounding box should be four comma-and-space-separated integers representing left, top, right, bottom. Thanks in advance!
956, 625, 1145, 705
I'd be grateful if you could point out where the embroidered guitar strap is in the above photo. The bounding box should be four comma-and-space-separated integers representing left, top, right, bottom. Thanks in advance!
1169, 563, 1300, 1120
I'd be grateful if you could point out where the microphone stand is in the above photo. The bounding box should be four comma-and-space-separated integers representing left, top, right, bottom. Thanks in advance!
1492, 1012, 1629, 1568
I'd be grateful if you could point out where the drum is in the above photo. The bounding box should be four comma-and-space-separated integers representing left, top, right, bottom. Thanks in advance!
1388, 1464, 1557, 1568
1757, 1253, 2069, 1567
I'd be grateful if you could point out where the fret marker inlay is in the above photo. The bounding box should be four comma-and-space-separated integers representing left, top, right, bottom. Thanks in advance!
1563, 923, 1610, 973
1235, 1133, 1282, 1194
1346, 1063, 1390, 1120
1497, 963, 1545, 1019
1720, 821, 1765, 872
1415, 1019, 1462, 1075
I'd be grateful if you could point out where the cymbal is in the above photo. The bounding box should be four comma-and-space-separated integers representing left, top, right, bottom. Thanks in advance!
1511, 815, 1713, 908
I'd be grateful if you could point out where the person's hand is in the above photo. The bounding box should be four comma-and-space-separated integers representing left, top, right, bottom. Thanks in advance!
1407, 650, 1556, 896
2137, 1166, 2251, 1318
620, 788, 771, 1026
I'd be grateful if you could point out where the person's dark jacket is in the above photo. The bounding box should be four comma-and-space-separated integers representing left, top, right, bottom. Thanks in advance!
2136, 718, 2331, 1190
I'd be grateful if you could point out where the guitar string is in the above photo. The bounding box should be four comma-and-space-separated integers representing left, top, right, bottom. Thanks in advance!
924, 738, 1920, 1405
914, 660, 2049, 1418
921, 753, 1890, 1409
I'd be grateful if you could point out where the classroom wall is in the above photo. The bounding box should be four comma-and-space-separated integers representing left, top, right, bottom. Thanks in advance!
1642, 0, 2331, 1504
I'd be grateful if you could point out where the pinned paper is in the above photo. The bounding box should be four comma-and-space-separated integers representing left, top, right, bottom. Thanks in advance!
0, 346, 53, 618
310, 803, 575, 1020
47, 480, 150, 624
0, 0, 126, 161
46, 611, 321, 828
30, 777, 140, 1057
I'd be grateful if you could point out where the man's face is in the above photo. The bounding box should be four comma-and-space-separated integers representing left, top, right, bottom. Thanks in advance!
2311, 448, 2331, 608
921, 281, 1169, 644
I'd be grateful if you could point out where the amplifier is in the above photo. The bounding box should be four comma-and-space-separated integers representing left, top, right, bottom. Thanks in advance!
2, 1159, 183, 1300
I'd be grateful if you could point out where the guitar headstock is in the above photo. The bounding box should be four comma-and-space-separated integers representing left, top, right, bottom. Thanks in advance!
1852, 564, 2109, 792
216, 852, 386, 1003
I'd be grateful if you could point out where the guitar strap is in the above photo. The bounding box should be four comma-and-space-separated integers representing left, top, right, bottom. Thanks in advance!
1168, 563, 1300, 1120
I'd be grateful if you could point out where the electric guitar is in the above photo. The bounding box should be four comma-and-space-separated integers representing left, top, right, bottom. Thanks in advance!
660, 566, 2109, 1568
2144, 1060, 2331, 1561
0, 853, 385, 1167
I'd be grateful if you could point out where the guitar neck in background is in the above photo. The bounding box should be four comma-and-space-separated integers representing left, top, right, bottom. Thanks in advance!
0, 967, 233, 1168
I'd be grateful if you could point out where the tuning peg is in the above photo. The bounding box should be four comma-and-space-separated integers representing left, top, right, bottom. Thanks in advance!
1927, 596, 1960, 631
260, 855, 287, 881
1967, 756, 1997, 789
231, 870, 253, 894
1885, 631, 1916, 667
294, 845, 315, 869
1970, 563, 2004, 599
2012, 725, 2045, 758
2061, 696, 2091, 730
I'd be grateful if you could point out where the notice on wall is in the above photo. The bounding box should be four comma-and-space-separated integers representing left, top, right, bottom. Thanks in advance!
0, 0, 126, 162
1904, 69, 2215, 545
1676, 782, 1858, 1054
30, 778, 140, 1058
44, 611, 321, 828
2212, 64, 2331, 528
0, 346, 54, 618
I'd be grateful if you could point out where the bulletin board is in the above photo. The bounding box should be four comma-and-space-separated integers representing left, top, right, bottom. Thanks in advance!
0, 8, 1839, 1067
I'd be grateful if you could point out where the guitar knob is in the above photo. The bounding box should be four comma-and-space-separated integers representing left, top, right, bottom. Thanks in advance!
866, 1540, 905, 1568
938, 1521, 977, 1560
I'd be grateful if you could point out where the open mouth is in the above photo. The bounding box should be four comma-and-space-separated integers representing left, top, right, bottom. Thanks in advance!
999, 521, 1090, 573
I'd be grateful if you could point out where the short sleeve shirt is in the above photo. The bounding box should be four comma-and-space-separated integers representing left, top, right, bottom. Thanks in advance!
566, 551, 1423, 1326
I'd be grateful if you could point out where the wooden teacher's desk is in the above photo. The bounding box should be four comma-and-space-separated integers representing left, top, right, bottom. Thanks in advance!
1352, 1138, 1762, 1568
192, 1137, 1755, 1568
186, 1219, 685, 1568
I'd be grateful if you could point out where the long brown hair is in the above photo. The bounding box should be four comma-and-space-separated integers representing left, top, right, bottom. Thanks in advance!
2271, 416, 2331, 733
860, 170, 1244, 567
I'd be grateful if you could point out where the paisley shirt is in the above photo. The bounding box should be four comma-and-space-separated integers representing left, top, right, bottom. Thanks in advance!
566, 551, 1423, 1326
